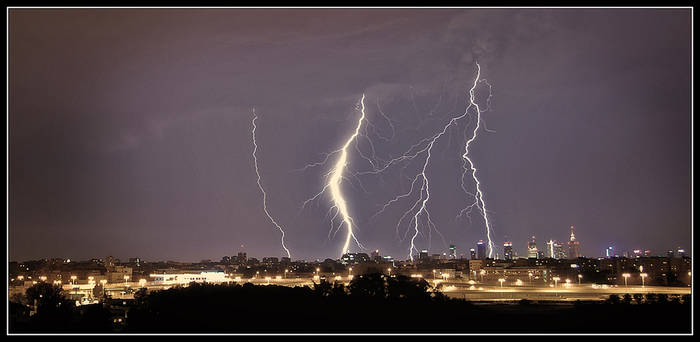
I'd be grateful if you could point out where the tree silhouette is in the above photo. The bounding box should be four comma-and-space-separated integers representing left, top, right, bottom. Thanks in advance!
348, 273, 387, 298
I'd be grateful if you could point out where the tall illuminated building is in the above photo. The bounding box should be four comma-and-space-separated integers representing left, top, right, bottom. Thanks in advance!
476, 240, 486, 260
605, 246, 614, 258
503, 241, 513, 261
554, 242, 566, 259
546, 240, 555, 258
527, 236, 538, 259
449, 245, 457, 259
567, 225, 581, 259
470, 248, 477, 260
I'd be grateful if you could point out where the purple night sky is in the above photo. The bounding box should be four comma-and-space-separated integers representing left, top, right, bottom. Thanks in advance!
9, 8, 691, 262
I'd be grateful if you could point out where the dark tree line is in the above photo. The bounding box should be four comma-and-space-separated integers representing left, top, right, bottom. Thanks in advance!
9, 274, 692, 333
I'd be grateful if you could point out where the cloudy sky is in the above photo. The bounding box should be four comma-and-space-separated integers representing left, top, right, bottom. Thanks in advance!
9, 8, 691, 262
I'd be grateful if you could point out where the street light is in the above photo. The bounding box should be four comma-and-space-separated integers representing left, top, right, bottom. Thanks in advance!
139, 279, 147, 288
480, 269, 486, 283
124, 275, 130, 287
284, 269, 289, 279
528, 272, 533, 285
577, 274, 583, 285
622, 273, 630, 287
70, 275, 77, 285
387, 268, 392, 276
432, 269, 436, 279
498, 278, 505, 288
640, 273, 648, 288
348, 267, 352, 276
553, 276, 560, 287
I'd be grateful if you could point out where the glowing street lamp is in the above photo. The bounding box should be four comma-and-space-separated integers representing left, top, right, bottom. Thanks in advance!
387, 268, 392, 276
480, 269, 486, 282
70, 275, 77, 285
432, 269, 436, 279
284, 269, 289, 279
622, 273, 630, 287
553, 276, 560, 288
139, 279, 147, 288
528, 272, 533, 285
17, 275, 24, 281
565, 279, 571, 286
640, 273, 648, 288
348, 267, 352, 276
577, 274, 583, 285
39, 276, 47, 282
124, 275, 130, 286
498, 278, 505, 288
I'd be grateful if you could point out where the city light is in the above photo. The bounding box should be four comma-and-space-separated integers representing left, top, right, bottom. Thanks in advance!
640, 273, 648, 288
498, 278, 505, 288
553, 276, 560, 287
622, 273, 630, 287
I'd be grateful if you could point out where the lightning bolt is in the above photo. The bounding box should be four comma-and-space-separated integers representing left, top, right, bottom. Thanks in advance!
458, 63, 496, 258
301, 95, 368, 257
251, 111, 291, 259
367, 63, 491, 261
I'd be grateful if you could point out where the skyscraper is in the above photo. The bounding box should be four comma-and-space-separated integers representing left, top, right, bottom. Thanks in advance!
449, 245, 457, 259
476, 240, 486, 260
470, 248, 477, 260
527, 236, 538, 259
567, 225, 581, 259
503, 241, 513, 261
606, 246, 614, 258
546, 240, 555, 258
554, 242, 566, 259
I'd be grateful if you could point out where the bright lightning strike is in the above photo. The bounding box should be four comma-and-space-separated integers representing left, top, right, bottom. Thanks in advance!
301, 95, 368, 258
459, 62, 496, 258
251, 111, 291, 259
367, 63, 491, 261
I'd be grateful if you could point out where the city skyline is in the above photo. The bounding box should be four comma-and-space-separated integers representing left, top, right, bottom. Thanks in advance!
9, 8, 691, 262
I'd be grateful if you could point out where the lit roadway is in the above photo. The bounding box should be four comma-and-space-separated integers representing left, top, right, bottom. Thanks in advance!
59, 276, 690, 303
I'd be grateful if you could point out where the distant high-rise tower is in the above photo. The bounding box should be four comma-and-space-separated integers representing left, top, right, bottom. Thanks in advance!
449, 245, 457, 259
567, 225, 581, 259
546, 240, 555, 258
606, 246, 614, 258
476, 240, 486, 260
470, 248, 477, 260
503, 241, 513, 261
554, 242, 566, 259
527, 236, 538, 259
